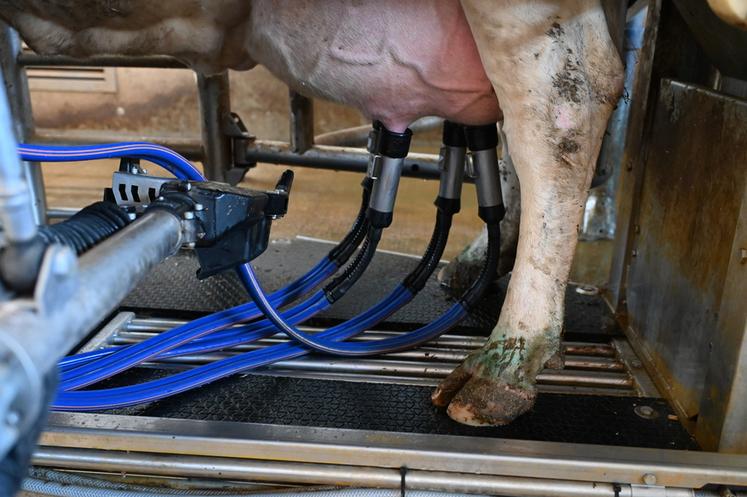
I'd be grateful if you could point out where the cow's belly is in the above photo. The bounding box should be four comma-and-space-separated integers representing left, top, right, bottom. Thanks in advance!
2, 0, 500, 132
246, 0, 501, 131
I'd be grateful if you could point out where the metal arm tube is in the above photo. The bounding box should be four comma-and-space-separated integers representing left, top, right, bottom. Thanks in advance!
11, 209, 181, 367
0, 209, 182, 456
0, 71, 37, 242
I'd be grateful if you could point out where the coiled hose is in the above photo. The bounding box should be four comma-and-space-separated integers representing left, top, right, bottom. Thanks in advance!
38, 201, 132, 254
0, 201, 132, 292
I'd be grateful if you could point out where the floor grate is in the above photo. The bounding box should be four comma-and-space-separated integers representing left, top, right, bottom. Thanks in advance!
80, 312, 658, 398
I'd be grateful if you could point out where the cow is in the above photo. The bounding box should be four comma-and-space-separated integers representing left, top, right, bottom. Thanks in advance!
0, 0, 632, 426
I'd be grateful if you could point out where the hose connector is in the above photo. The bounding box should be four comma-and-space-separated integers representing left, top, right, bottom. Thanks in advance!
367, 124, 412, 229
464, 124, 503, 223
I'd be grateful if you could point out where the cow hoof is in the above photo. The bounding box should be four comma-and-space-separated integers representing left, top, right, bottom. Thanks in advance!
434, 368, 536, 426
432, 336, 550, 426
446, 378, 536, 426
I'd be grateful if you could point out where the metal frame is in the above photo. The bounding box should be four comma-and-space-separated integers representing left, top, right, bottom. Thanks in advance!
0, 22, 46, 224
605, 1, 747, 453
36, 412, 747, 492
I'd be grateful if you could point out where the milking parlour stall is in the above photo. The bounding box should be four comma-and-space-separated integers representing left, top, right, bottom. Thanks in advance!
0, 1, 745, 496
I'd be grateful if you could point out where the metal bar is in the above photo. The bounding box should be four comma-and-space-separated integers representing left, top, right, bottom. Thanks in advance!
28, 129, 441, 179
197, 72, 232, 181
605, 0, 662, 312
31, 128, 204, 161
565, 342, 617, 358
119, 329, 487, 350
39, 412, 747, 488
78, 312, 136, 354
611, 338, 660, 398
113, 334, 624, 372
125, 318, 617, 356
0, 57, 37, 242
1, 24, 47, 225
243, 370, 637, 395
31, 446, 710, 497
127, 317, 488, 345
31, 446, 666, 497
143, 355, 630, 384
17, 53, 187, 68
289, 91, 314, 153
245, 141, 442, 179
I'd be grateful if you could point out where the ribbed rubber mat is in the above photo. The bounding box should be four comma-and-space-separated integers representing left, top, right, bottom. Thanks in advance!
101, 373, 696, 450
121, 238, 618, 337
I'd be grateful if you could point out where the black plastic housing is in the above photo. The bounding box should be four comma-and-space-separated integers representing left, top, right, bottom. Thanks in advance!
156, 173, 292, 279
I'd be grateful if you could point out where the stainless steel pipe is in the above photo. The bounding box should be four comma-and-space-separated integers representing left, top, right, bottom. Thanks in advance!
245, 141, 441, 179
33, 446, 698, 497
1, 209, 182, 369
0, 70, 37, 242
0, 210, 183, 456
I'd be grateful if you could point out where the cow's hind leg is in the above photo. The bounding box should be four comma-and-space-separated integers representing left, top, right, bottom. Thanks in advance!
432, 0, 623, 426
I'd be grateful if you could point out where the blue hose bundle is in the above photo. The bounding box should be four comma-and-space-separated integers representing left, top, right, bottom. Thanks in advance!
18, 142, 204, 181
19, 141, 493, 411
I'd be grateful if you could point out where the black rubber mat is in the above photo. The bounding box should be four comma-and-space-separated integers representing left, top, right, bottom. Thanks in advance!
121, 238, 619, 338
101, 373, 696, 450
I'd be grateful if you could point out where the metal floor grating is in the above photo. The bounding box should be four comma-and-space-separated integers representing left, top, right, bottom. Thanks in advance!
62, 238, 694, 451
83, 313, 656, 397
73, 314, 693, 450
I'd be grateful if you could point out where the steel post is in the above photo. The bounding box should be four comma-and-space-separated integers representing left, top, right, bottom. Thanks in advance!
0, 23, 46, 225
197, 72, 232, 181
289, 90, 314, 153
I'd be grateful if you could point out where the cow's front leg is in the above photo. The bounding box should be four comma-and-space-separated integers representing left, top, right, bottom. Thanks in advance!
433, 0, 623, 426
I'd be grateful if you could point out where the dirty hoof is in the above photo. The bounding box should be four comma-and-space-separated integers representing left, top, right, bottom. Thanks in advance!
432, 334, 551, 426
446, 377, 536, 426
